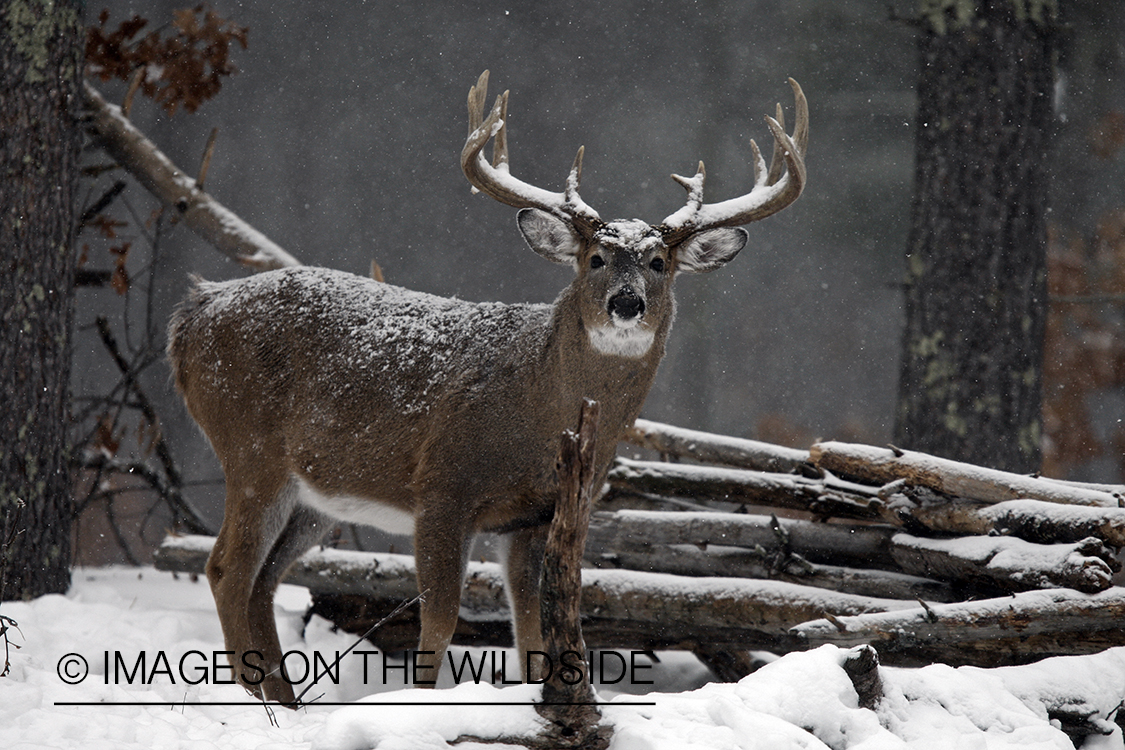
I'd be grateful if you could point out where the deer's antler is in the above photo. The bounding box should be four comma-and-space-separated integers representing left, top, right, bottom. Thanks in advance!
461, 71, 604, 238
657, 78, 808, 246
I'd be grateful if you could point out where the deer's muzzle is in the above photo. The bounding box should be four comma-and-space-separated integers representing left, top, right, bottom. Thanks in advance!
608, 287, 645, 322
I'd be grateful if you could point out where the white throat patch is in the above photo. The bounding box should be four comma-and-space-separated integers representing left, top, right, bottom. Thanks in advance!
588, 324, 655, 358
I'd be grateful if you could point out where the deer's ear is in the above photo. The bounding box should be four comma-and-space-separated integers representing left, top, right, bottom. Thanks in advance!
675, 227, 748, 274
517, 208, 582, 264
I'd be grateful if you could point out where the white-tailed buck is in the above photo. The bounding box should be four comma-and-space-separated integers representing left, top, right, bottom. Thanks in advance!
168, 71, 807, 704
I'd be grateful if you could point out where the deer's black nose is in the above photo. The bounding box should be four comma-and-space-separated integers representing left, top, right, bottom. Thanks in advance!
608, 287, 645, 320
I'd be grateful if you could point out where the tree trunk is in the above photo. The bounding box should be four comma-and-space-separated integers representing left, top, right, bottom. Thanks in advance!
895, 1, 1056, 473
0, 0, 83, 600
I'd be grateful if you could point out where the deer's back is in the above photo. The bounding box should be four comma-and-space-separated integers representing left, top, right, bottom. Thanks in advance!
168, 267, 556, 514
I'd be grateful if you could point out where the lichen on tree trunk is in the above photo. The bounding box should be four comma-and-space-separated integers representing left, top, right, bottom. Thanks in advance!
895, 0, 1056, 473
0, 0, 83, 600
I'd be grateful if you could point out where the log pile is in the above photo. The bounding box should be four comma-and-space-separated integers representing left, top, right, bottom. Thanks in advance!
153, 419, 1125, 676
599, 422, 1125, 667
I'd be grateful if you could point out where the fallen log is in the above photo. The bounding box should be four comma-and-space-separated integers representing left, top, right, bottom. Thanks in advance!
154, 534, 913, 653
587, 541, 956, 602
897, 490, 1125, 547
791, 587, 1125, 667
586, 510, 897, 569
607, 459, 1125, 549
690, 645, 767, 682
585, 510, 953, 601
889, 533, 1118, 594
607, 458, 882, 519
153, 534, 510, 618
623, 419, 811, 474
811, 442, 1123, 508
587, 508, 1117, 595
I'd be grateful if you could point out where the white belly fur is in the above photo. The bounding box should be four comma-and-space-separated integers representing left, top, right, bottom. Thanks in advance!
294, 476, 415, 536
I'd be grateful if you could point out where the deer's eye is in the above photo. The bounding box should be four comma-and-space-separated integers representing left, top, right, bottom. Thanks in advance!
650, 257, 666, 273
590, 255, 606, 269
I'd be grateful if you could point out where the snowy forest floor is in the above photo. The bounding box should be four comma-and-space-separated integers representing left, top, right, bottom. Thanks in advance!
4, 567, 1125, 749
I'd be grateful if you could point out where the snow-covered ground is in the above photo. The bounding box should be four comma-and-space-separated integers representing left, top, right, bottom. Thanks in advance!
4, 566, 1125, 749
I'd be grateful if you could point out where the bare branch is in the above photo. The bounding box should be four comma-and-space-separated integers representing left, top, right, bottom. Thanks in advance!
88, 316, 213, 535
83, 81, 300, 270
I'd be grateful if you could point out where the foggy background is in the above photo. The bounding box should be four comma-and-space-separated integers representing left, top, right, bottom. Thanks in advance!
75, 1, 1125, 541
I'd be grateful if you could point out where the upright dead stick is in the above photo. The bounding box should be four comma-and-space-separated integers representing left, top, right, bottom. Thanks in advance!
538, 398, 609, 748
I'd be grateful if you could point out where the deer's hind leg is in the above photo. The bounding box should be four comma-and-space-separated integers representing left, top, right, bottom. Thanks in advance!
207, 471, 326, 705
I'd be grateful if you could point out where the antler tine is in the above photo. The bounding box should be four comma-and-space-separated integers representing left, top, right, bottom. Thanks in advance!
791, 77, 809, 155
467, 70, 489, 136
492, 90, 509, 169
669, 161, 706, 214
461, 72, 602, 236
765, 102, 786, 186
564, 146, 585, 205
749, 139, 767, 188
658, 78, 808, 246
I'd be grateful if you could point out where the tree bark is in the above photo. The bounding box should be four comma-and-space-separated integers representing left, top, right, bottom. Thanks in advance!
585, 510, 956, 602
895, 1, 1056, 473
587, 540, 957, 602
587, 510, 898, 571
0, 0, 84, 600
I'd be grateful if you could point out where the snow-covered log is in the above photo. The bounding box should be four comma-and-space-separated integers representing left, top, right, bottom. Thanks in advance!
623, 418, 810, 473
607, 458, 882, 519
154, 534, 914, 653
83, 83, 301, 270
586, 509, 896, 568
585, 510, 955, 602
586, 509, 1115, 597
811, 441, 1123, 507
587, 540, 956, 602
154, 534, 510, 618
889, 533, 1118, 594
899, 490, 1125, 547
791, 587, 1125, 666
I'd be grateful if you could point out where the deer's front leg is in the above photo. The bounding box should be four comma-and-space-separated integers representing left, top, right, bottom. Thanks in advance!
502, 525, 548, 682
412, 505, 472, 687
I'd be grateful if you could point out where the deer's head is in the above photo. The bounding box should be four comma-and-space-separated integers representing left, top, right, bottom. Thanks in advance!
462, 71, 808, 358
